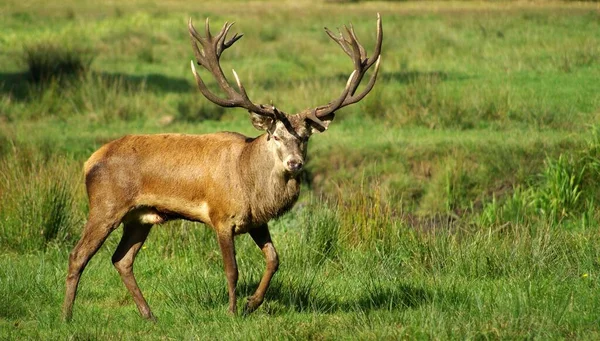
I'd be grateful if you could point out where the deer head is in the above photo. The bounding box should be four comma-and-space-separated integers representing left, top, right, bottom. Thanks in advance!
188, 15, 382, 174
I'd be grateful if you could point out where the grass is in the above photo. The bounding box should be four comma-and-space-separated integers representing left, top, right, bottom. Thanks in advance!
1, 0, 600, 339
1, 207, 599, 339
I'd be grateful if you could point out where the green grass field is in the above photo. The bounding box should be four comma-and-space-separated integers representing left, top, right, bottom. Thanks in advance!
1, 1, 600, 339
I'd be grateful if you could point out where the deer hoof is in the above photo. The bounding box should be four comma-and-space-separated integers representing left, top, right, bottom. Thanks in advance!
141, 311, 157, 323
244, 296, 263, 315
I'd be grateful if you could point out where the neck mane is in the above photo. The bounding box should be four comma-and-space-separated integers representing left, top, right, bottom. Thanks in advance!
239, 134, 301, 225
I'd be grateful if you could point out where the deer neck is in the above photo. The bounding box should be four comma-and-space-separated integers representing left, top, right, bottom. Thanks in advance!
241, 134, 301, 224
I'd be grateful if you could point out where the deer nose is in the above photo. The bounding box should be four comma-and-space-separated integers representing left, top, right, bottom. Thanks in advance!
287, 159, 303, 172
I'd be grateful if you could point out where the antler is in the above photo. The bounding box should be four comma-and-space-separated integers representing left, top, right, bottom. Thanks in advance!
305, 13, 383, 128
188, 18, 278, 118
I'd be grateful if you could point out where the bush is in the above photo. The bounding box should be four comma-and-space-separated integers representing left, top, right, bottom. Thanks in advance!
22, 40, 93, 83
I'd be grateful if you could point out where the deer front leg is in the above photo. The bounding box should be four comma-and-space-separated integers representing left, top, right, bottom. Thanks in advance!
217, 227, 238, 314
245, 224, 279, 314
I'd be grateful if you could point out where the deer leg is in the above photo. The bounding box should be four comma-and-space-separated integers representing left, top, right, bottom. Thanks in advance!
245, 224, 279, 314
217, 228, 238, 314
63, 215, 121, 321
112, 222, 154, 321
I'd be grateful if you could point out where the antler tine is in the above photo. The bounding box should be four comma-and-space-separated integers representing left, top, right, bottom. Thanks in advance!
368, 13, 383, 66
344, 25, 363, 71
343, 55, 381, 106
190, 39, 205, 66
310, 14, 383, 120
305, 70, 356, 128
218, 22, 243, 50
347, 24, 367, 61
225, 33, 243, 49
214, 21, 229, 57
215, 22, 239, 57
188, 19, 207, 65
190, 60, 236, 107
204, 18, 212, 40
188, 18, 205, 44
232, 69, 262, 113
325, 27, 353, 58
331, 70, 356, 110
189, 18, 276, 118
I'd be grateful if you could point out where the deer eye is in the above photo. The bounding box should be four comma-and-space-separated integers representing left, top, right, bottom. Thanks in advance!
272, 135, 281, 142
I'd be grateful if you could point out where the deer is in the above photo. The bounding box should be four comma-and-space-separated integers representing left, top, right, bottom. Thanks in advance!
62, 14, 382, 321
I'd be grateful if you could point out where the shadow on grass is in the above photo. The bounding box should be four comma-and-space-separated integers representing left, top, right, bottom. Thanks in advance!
382, 70, 449, 83
352, 283, 433, 311
0, 70, 192, 102
332, 70, 470, 85
0, 72, 30, 100
100, 72, 191, 93
0, 297, 27, 319
0, 69, 468, 104
236, 278, 460, 314
228, 70, 465, 92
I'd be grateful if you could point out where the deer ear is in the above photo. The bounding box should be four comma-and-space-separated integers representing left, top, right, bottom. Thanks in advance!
249, 112, 275, 132
307, 113, 335, 134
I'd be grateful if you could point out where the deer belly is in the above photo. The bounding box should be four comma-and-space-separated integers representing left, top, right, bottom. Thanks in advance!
134, 195, 213, 226
124, 207, 167, 225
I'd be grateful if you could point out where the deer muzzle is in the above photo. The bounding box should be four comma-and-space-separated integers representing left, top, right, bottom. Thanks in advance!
285, 157, 304, 173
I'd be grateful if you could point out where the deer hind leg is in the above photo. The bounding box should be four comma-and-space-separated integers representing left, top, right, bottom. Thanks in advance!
63, 214, 121, 321
217, 226, 238, 315
112, 221, 154, 321
245, 224, 279, 314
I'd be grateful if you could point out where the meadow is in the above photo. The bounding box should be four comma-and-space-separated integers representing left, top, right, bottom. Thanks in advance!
1, 0, 600, 339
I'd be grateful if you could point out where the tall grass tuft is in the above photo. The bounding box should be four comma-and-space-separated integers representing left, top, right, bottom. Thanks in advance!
22, 41, 93, 83
0, 148, 82, 252
333, 181, 400, 250
533, 154, 584, 223
10, 74, 151, 122
39, 181, 76, 245
479, 126, 600, 227
301, 205, 340, 264
479, 187, 531, 226
269, 266, 334, 313
75, 74, 149, 122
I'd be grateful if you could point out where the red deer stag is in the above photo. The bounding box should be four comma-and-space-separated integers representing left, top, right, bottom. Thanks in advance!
63, 14, 382, 321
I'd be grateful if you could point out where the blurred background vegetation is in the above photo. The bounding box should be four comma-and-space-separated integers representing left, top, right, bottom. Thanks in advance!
1, 1, 600, 339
